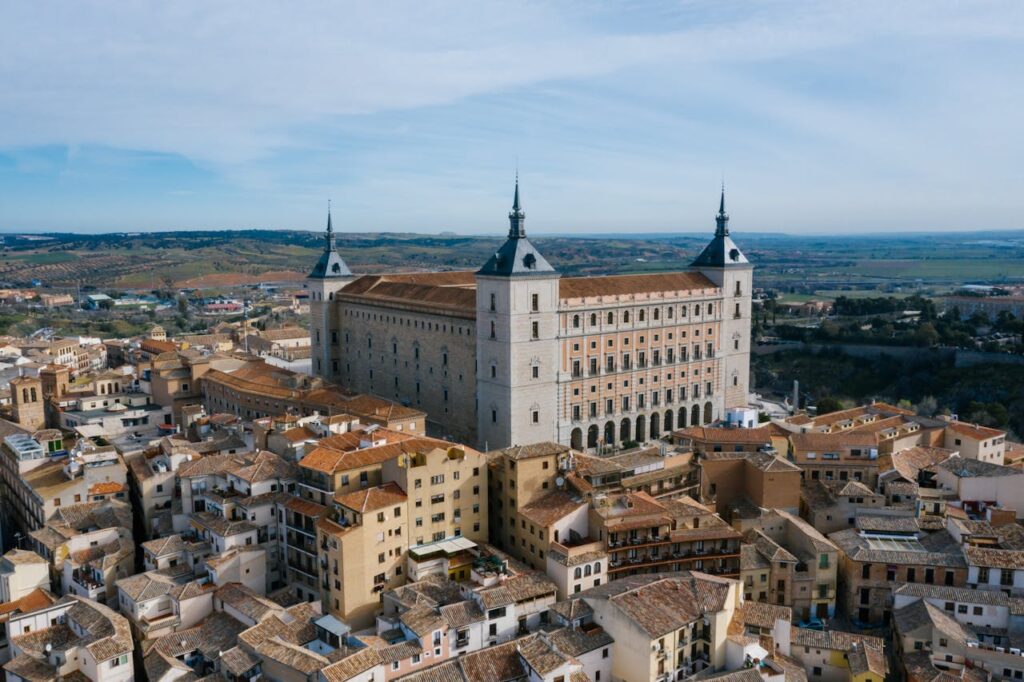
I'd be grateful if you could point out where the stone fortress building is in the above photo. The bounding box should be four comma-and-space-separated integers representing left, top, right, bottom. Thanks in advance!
307, 182, 753, 450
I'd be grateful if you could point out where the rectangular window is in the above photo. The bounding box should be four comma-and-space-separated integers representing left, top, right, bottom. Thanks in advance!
532, 293, 539, 312
532, 321, 539, 339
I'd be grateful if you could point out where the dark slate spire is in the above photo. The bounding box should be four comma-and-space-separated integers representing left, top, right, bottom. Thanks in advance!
478, 176, 557, 278
715, 184, 729, 237
691, 185, 749, 268
508, 174, 526, 239
308, 201, 352, 279
325, 200, 336, 251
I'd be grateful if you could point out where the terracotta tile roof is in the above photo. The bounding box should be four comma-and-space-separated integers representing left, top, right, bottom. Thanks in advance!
946, 420, 1005, 440
338, 272, 477, 317
935, 456, 1021, 479
87, 481, 125, 495
478, 572, 557, 610
678, 426, 775, 445
320, 647, 384, 681
580, 572, 733, 638
790, 431, 878, 451
0, 588, 55, 617
487, 441, 570, 461
559, 271, 717, 299
879, 446, 955, 481
519, 491, 586, 528
284, 495, 327, 518
335, 481, 407, 513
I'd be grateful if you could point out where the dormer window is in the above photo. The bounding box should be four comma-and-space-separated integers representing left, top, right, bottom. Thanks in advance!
523, 253, 536, 269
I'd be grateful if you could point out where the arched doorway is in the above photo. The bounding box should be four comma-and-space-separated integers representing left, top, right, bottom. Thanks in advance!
650, 412, 661, 439
691, 404, 700, 426
664, 409, 674, 435
636, 416, 646, 442
678, 409, 686, 429
604, 421, 616, 447
704, 401, 713, 424
587, 424, 599, 449
619, 418, 631, 443
570, 428, 583, 450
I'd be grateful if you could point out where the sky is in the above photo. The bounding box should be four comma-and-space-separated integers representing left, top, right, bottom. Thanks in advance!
1, 1, 1023, 235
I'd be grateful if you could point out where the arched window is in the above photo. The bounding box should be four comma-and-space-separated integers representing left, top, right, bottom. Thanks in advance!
594, 562, 602, 574
584, 564, 592, 577
574, 567, 582, 579
573, 315, 580, 329
590, 313, 597, 326
653, 308, 660, 320
667, 307, 674, 319
490, 321, 496, 339
623, 311, 630, 323
607, 312, 614, 324
639, 309, 645, 322
707, 303, 714, 315
681, 305, 688, 317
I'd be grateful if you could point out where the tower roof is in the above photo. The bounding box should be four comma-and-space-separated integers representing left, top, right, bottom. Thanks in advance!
691, 186, 750, 268
477, 177, 557, 278
308, 204, 352, 279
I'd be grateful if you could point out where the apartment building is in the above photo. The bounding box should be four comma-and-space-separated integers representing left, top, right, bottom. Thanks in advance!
700, 451, 802, 519
830, 521, 967, 625
487, 442, 572, 570
780, 403, 1007, 465
893, 583, 1024, 681
3, 595, 134, 682
579, 572, 742, 682
739, 510, 840, 620
590, 493, 743, 580
316, 440, 489, 628
799, 480, 888, 535
932, 456, 1024, 520
147, 348, 245, 424
59, 526, 135, 608
570, 447, 701, 503
0, 434, 127, 536
787, 628, 887, 682
789, 432, 882, 489
310, 186, 753, 450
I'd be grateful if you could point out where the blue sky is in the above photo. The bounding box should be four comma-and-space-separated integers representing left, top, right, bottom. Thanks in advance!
1, 1, 1023, 235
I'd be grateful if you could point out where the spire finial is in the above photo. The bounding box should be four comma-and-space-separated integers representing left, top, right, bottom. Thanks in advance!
715, 183, 729, 237
325, 200, 336, 251
508, 171, 525, 239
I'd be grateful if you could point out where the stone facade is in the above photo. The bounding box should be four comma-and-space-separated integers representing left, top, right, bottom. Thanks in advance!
308, 186, 753, 451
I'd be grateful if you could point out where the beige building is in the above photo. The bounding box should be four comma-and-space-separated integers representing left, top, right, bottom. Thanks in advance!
316, 440, 488, 627
580, 572, 742, 682
739, 509, 839, 621
1, 434, 127, 536
0, 549, 49, 604
308, 186, 754, 450
3, 595, 135, 682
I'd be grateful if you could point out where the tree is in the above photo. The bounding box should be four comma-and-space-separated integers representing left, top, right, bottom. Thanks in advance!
815, 396, 844, 415
914, 322, 939, 347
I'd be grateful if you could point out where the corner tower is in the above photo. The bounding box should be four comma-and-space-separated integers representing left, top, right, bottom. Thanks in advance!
475, 178, 560, 450
308, 205, 353, 381
691, 187, 754, 410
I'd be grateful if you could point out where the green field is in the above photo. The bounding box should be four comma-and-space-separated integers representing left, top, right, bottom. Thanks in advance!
835, 258, 1024, 281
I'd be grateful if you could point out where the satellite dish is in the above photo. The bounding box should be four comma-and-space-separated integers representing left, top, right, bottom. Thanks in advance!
555, 476, 565, 488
